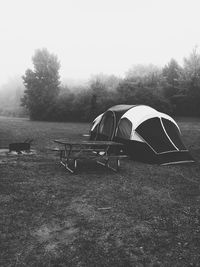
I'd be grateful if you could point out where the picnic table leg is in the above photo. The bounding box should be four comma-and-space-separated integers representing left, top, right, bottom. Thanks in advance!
59, 144, 76, 173
97, 157, 120, 172
74, 159, 77, 169
107, 157, 120, 172
97, 158, 109, 168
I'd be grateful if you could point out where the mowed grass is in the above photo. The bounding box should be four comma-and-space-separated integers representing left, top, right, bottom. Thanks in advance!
0, 116, 200, 267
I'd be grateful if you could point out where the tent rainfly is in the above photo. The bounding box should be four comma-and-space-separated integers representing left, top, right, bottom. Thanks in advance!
90, 105, 194, 165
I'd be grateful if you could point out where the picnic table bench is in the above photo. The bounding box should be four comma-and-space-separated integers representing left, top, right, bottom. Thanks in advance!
53, 140, 127, 173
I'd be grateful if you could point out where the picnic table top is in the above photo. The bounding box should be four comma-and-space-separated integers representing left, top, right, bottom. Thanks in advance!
54, 140, 123, 147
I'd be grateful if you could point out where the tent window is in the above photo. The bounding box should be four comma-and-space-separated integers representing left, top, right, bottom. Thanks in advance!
136, 118, 177, 153
162, 118, 186, 150
116, 118, 132, 139
99, 112, 115, 139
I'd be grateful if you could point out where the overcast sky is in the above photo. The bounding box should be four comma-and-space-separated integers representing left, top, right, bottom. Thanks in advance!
0, 0, 200, 86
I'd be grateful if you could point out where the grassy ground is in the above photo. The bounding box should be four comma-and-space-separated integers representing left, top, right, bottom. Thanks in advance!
0, 116, 200, 267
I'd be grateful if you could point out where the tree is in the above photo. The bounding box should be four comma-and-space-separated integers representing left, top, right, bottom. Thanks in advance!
181, 47, 200, 115
125, 64, 162, 88
88, 79, 107, 119
162, 58, 182, 98
90, 73, 121, 91
21, 48, 61, 120
183, 47, 200, 96
163, 59, 181, 87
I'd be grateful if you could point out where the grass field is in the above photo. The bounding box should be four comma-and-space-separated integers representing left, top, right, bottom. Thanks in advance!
0, 116, 200, 267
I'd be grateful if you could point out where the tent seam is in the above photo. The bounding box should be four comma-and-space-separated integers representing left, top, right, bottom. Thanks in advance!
160, 117, 179, 151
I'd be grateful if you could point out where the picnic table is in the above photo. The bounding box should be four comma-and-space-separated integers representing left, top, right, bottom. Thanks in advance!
53, 139, 127, 173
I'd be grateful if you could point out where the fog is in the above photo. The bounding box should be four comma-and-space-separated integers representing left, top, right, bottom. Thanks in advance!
0, 0, 200, 115
0, 77, 25, 116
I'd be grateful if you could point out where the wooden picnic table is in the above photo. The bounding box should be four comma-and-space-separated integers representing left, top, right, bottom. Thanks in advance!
54, 139, 127, 173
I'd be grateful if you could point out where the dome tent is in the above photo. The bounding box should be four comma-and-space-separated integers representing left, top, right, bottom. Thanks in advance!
90, 105, 194, 165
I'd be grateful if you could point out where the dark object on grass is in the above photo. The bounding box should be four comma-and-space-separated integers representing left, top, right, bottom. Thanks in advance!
90, 104, 194, 165
9, 139, 33, 153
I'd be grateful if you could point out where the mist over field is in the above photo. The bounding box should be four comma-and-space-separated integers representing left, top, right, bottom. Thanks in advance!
0, 77, 25, 116
1, 2, 200, 265
1, 48, 200, 122
0, 0, 200, 120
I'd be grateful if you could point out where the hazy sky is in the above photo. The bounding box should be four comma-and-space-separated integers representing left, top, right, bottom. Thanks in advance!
0, 0, 200, 86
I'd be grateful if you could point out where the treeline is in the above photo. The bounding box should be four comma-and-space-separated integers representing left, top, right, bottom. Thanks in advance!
21, 48, 200, 122
49, 78, 171, 122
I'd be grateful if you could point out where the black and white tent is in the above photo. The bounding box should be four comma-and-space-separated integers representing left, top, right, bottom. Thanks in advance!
90, 105, 194, 165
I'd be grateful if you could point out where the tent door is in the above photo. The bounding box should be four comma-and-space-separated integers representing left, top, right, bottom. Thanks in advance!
98, 111, 116, 140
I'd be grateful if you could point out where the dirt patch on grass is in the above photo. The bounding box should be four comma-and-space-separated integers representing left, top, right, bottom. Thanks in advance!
70, 196, 102, 222
32, 220, 79, 254
142, 186, 177, 205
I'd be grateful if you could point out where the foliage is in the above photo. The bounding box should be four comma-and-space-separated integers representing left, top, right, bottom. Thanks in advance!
163, 59, 181, 87
162, 59, 182, 98
125, 64, 162, 88
177, 47, 200, 116
90, 73, 121, 91
21, 48, 61, 120
183, 47, 200, 91
0, 77, 27, 117
17, 47, 200, 121
116, 81, 172, 114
